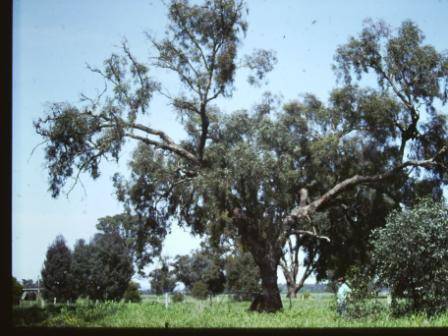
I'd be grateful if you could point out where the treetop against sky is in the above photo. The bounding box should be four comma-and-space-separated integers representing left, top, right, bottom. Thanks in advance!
13, 0, 448, 289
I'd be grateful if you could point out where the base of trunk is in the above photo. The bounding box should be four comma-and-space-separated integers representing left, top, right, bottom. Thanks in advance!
249, 293, 283, 312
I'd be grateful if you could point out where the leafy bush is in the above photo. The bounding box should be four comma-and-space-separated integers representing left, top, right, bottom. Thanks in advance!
12, 277, 23, 305
42, 301, 123, 326
149, 258, 177, 295
13, 304, 64, 326
225, 251, 261, 301
123, 282, 141, 303
372, 199, 448, 315
13, 306, 49, 326
191, 281, 209, 300
172, 292, 184, 303
302, 291, 311, 300
344, 266, 383, 319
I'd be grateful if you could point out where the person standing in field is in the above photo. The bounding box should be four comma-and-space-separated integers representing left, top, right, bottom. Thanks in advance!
336, 277, 351, 316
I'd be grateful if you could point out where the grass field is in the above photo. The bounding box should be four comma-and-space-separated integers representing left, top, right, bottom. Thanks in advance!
13, 293, 448, 328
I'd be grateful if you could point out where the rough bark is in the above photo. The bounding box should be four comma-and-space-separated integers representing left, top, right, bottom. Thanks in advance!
249, 257, 283, 312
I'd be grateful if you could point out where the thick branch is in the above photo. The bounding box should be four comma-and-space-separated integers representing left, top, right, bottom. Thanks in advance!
285, 145, 447, 224
124, 133, 199, 164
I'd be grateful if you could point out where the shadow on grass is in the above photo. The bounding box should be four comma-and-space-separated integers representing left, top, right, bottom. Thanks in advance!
13, 302, 122, 327
13, 304, 62, 326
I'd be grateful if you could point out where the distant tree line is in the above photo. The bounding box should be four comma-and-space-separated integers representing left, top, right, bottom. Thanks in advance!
95, 214, 263, 300
149, 239, 261, 301
36, 215, 262, 304
40, 232, 136, 303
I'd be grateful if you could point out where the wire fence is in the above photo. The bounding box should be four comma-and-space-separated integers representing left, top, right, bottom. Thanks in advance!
17, 290, 336, 311
141, 291, 335, 310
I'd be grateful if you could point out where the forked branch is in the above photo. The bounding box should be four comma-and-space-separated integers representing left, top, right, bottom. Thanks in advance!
285, 145, 448, 225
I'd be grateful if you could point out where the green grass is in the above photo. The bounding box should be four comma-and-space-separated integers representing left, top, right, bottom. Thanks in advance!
13, 294, 448, 328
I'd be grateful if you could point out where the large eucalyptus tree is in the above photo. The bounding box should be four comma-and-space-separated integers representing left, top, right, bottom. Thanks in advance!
35, 0, 447, 312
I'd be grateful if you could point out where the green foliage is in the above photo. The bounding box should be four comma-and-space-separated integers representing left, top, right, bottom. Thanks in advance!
123, 282, 141, 303
12, 277, 23, 305
41, 235, 75, 302
96, 214, 162, 273
172, 292, 184, 303
172, 255, 195, 288
71, 233, 134, 301
13, 306, 52, 326
89, 233, 134, 301
314, 17, 448, 280
34, 0, 448, 313
372, 199, 448, 315
225, 250, 261, 301
191, 281, 209, 300
172, 240, 226, 296
344, 266, 383, 319
303, 291, 311, 300
42, 301, 124, 327
71, 239, 94, 299
149, 257, 177, 294
12, 295, 448, 327
21, 279, 38, 288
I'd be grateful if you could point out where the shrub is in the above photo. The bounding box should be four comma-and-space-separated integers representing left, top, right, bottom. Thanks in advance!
344, 266, 383, 319
172, 292, 184, 303
13, 277, 23, 305
372, 198, 448, 315
302, 291, 311, 300
13, 306, 49, 326
123, 282, 141, 303
225, 251, 261, 302
191, 281, 209, 300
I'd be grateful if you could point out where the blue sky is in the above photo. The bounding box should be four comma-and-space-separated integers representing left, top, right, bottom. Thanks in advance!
13, 0, 448, 289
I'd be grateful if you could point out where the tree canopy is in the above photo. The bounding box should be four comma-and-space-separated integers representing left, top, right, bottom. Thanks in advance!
149, 257, 177, 294
72, 233, 134, 301
34, 0, 448, 312
172, 240, 226, 295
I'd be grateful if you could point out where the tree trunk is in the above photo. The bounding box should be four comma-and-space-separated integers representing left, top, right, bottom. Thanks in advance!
286, 283, 298, 298
249, 258, 283, 313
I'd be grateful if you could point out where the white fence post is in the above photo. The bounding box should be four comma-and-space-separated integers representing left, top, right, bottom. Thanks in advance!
164, 292, 169, 309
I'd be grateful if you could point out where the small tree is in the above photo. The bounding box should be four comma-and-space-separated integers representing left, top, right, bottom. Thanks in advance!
149, 258, 177, 295
71, 239, 95, 299
12, 277, 23, 305
172, 240, 226, 296
225, 251, 261, 301
344, 266, 383, 319
89, 233, 134, 301
123, 281, 142, 303
372, 199, 448, 315
21, 279, 38, 288
41, 235, 74, 302
172, 292, 184, 302
191, 281, 209, 300
71, 233, 134, 301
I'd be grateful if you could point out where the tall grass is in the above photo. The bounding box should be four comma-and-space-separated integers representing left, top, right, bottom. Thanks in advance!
13, 294, 448, 328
